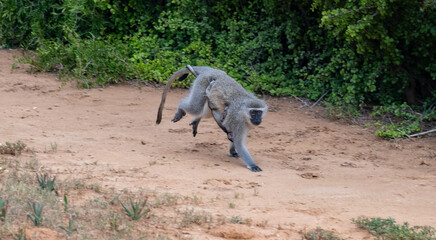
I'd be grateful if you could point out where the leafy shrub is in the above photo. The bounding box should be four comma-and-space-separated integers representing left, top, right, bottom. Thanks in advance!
20, 34, 136, 88
353, 217, 436, 240
372, 103, 436, 139
1, 0, 435, 126
0, 0, 104, 49
0, 141, 26, 156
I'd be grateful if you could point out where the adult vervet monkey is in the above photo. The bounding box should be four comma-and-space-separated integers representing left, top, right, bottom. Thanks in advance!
156, 65, 267, 172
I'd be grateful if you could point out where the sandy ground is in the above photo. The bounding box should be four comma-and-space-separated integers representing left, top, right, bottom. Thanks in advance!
1, 49, 435, 239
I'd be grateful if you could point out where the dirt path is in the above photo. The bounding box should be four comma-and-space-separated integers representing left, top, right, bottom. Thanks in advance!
1, 49, 435, 239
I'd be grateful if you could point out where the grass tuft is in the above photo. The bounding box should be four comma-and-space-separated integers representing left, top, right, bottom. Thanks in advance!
120, 197, 149, 221
28, 202, 44, 226
0, 198, 7, 222
179, 208, 212, 228
302, 227, 343, 240
62, 194, 69, 212
0, 141, 26, 156
229, 215, 251, 224
59, 214, 77, 236
36, 172, 57, 194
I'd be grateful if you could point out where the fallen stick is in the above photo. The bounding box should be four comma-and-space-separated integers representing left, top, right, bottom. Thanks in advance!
291, 95, 310, 108
397, 129, 411, 138
409, 129, 436, 138
310, 91, 329, 109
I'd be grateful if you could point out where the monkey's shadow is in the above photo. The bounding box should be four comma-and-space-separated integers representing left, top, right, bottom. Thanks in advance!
182, 141, 246, 168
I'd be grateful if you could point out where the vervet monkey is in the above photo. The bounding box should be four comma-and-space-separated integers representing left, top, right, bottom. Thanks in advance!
156, 65, 267, 172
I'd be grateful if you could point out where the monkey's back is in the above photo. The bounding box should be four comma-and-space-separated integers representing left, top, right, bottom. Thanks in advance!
206, 71, 255, 113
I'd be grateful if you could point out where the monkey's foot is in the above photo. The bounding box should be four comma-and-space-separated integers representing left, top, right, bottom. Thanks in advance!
189, 120, 199, 137
248, 165, 262, 172
230, 148, 239, 157
171, 110, 186, 123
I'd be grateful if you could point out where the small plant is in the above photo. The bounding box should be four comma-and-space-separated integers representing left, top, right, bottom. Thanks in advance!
63, 194, 69, 212
302, 227, 343, 240
154, 193, 179, 207
109, 212, 122, 231
88, 183, 101, 193
229, 202, 236, 208
36, 173, 57, 194
253, 187, 259, 196
0, 198, 7, 222
120, 197, 149, 220
163, 193, 179, 205
234, 192, 243, 199
84, 161, 98, 166
59, 214, 77, 236
0, 141, 26, 156
13, 228, 26, 240
192, 195, 200, 205
50, 142, 58, 152
179, 208, 212, 227
257, 220, 268, 228
229, 216, 249, 224
353, 217, 436, 240
28, 202, 44, 226
25, 157, 40, 170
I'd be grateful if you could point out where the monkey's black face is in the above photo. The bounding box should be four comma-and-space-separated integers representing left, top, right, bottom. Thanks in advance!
249, 110, 263, 126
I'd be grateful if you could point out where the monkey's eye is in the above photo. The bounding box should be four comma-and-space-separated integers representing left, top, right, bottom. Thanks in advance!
249, 110, 255, 115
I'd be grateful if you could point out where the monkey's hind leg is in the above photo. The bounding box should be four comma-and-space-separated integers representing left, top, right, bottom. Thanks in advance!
172, 92, 206, 123
189, 117, 201, 137
171, 109, 186, 122
173, 75, 209, 123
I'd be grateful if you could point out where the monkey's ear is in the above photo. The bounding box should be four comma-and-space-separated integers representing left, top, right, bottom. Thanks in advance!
178, 73, 189, 81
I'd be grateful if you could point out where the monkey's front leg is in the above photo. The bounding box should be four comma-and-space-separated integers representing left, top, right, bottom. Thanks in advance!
233, 140, 262, 172
229, 142, 239, 157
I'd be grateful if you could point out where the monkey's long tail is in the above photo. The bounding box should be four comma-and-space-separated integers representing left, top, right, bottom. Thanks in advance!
156, 67, 192, 124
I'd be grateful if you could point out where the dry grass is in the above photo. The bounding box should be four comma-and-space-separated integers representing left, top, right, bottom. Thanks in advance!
0, 149, 254, 239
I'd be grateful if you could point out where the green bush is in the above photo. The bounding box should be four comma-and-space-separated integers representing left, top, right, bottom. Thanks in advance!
353, 217, 436, 240
372, 102, 436, 139
1, 0, 434, 134
0, 0, 105, 49
20, 34, 136, 88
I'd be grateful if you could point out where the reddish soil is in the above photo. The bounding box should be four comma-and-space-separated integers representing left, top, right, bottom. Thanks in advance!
1, 49, 435, 239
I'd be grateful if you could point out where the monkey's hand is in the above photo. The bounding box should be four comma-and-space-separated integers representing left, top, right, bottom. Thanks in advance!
248, 165, 262, 172
227, 133, 233, 142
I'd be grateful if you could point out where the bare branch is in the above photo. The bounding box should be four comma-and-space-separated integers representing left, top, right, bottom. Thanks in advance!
409, 129, 436, 138
291, 95, 310, 108
310, 91, 329, 109
397, 129, 411, 138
